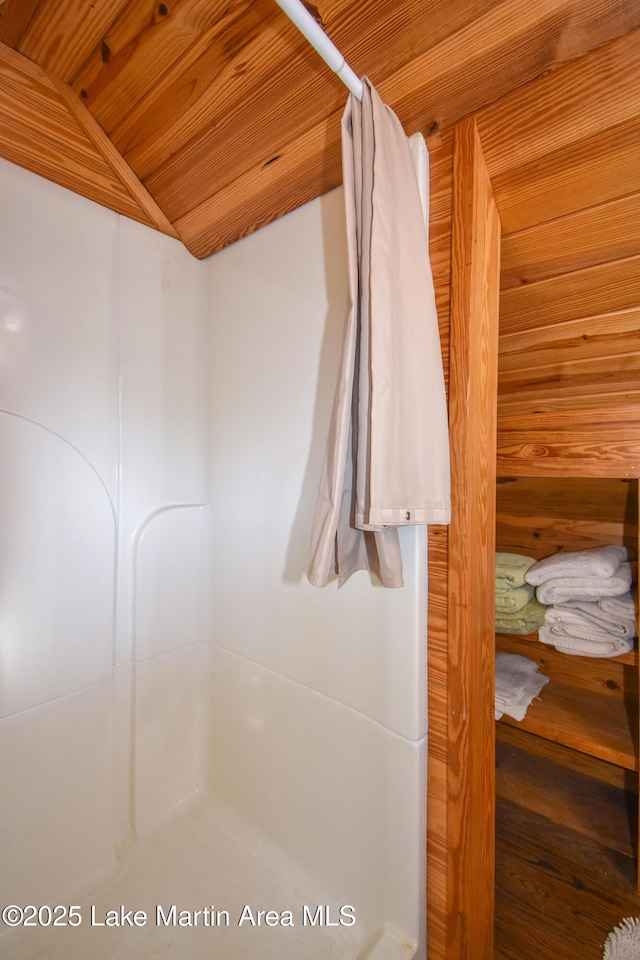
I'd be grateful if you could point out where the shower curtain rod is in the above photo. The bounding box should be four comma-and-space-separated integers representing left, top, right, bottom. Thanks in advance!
273, 0, 364, 101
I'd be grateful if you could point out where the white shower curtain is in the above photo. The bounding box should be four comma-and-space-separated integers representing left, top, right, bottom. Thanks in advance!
308, 78, 450, 588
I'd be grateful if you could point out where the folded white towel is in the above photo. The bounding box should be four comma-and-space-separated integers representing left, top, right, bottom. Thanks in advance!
495, 583, 535, 613
598, 591, 637, 621
525, 545, 628, 586
539, 624, 634, 658
495, 652, 549, 721
535, 563, 632, 605
549, 601, 637, 639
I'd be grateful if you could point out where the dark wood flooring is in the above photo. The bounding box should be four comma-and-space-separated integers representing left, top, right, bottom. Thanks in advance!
494, 737, 640, 960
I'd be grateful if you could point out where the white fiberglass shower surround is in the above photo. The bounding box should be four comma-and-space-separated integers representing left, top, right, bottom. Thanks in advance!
0, 156, 428, 959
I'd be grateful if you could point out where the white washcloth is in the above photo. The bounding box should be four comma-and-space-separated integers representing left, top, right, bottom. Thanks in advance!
535, 563, 632, 605
539, 624, 634, 658
558, 599, 637, 639
495, 653, 549, 721
495, 583, 535, 613
525, 545, 628, 586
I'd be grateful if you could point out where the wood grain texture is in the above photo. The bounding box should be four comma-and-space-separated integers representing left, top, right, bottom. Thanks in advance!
496, 634, 636, 700
71, 0, 239, 134
139, 0, 640, 233
1, 0, 638, 257
498, 309, 640, 370
496, 476, 638, 524
0, 0, 41, 48
496, 430, 640, 478
492, 117, 640, 235
17, 0, 130, 82
384, 0, 640, 142
497, 723, 637, 790
496, 475, 638, 557
425, 130, 453, 960
447, 118, 500, 960
501, 193, 640, 289
49, 72, 179, 239
496, 738, 637, 856
0, 41, 160, 227
499, 679, 637, 768
174, 108, 343, 258
478, 27, 640, 180
0, 4, 639, 956
427, 528, 450, 960
495, 762, 640, 960
116, 0, 488, 181
500, 255, 640, 334
113, 0, 288, 173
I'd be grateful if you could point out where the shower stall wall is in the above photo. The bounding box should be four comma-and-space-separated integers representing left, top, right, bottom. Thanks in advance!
0, 157, 427, 959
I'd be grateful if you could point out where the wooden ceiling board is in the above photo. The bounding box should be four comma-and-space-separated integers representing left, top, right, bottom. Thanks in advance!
115, 0, 480, 182
477, 22, 640, 180
0, 0, 639, 259
501, 192, 640, 288
0, 0, 41, 48
175, 106, 343, 257
50, 70, 179, 237
492, 118, 640, 235
152, 0, 640, 251
71, 0, 239, 133
109, 0, 283, 167
17, 0, 130, 82
379, 0, 640, 137
141, 9, 337, 221
0, 41, 145, 222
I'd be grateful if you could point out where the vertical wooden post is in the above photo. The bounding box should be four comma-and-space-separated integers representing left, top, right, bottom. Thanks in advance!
447, 117, 501, 959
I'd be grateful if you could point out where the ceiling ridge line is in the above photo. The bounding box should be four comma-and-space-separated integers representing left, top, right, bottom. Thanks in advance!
48, 69, 180, 241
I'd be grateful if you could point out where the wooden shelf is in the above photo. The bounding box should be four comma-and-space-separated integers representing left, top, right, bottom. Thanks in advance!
498, 677, 638, 769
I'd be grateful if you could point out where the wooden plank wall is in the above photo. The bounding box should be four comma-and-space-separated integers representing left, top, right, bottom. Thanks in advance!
485, 30, 640, 478
427, 26, 640, 960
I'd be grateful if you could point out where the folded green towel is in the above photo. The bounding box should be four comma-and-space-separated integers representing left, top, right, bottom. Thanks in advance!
496, 552, 537, 590
495, 597, 547, 635
495, 583, 535, 613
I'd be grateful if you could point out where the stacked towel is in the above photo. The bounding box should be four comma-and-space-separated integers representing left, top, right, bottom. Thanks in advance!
541, 610, 633, 657
496, 583, 535, 613
495, 653, 549, 721
561, 595, 637, 638
525, 546, 631, 604
495, 597, 548, 634
533, 564, 632, 605
496, 552, 536, 590
525, 547, 637, 657
495, 553, 545, 632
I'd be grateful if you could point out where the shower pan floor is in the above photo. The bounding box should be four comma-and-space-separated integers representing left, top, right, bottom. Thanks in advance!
3, 797, 361, 960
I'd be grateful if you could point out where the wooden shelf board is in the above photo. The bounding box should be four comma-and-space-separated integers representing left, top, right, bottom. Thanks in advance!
498, 677, 638, 770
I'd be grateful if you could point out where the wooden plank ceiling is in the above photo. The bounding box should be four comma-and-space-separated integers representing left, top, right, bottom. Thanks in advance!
1, 0, 639, 259
480, 28, 640, 477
